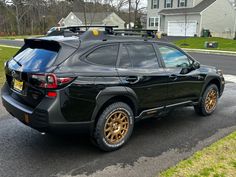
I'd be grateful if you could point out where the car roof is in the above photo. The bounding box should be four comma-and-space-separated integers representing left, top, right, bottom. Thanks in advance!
27, 31, 173, 49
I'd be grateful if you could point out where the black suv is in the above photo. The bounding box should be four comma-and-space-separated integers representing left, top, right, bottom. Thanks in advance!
2, 29, 225, 151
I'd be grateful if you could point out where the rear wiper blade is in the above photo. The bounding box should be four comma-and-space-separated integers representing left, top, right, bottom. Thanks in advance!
12, 58, 22, 67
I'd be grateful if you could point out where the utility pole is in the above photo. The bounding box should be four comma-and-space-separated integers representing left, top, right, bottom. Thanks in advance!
184, 6, 187, 37
128, 0, 131, 29
83, 0, 87, 26
42, 15, 46, 34
234, 2, 236, 39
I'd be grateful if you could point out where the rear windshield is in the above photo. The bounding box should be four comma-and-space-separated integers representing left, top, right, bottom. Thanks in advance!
8, 47, 58, 72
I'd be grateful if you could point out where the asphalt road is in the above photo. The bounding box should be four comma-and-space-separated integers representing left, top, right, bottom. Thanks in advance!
189, 52, 236, 75
0, 39, 236, 177
0, 39, 23, 47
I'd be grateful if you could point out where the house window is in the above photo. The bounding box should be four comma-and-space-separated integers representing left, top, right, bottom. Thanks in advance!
178, 0, 187, 7
165, 0, 172, 8
149, 18, 155, 27
149, 17, 159, 27
151, 0, 159, 9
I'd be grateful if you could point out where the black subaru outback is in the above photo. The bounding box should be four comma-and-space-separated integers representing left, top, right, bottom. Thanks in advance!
1, 29, 225, 151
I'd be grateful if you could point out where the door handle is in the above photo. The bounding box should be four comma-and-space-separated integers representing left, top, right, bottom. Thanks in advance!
125, 76, 139, 84
169, 74, 178, 81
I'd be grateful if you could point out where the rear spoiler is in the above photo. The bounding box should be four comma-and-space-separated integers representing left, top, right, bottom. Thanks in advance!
24, 39, 61, 52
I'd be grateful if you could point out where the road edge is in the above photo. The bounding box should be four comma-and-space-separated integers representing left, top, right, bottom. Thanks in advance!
0, 45, 20, 49
183, 48, 236, 56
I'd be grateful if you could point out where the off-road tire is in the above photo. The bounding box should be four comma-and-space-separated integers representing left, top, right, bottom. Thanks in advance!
194, 84, 219, 116
93, 102, 134, 151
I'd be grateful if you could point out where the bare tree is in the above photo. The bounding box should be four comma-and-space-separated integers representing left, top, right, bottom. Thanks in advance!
2, 0, 33, 34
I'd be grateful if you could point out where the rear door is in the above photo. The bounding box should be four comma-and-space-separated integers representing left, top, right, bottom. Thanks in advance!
156, 44, 204, 104
117, 42, 169, 111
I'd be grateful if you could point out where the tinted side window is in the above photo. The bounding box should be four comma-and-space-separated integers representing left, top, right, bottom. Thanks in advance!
119, 45, 132, 68
122, 44, 159, 69
158, 45, 191, 68
86, 45, 118, 67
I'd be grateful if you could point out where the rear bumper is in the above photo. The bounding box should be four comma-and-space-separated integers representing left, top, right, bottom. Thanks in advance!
1, 83, 93, 133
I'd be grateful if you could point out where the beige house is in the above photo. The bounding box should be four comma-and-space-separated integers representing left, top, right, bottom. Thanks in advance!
58, 12, 125, 29
147, 0, 236, 38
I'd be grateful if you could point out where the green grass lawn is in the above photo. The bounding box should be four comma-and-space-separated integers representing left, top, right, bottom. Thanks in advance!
174, 37, 236, 52
0, 46, 19, 85
0, 35, 42, 40
159, 131, 236, 177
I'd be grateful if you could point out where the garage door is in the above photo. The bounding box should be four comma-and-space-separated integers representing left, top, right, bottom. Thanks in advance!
168, 21, 197, 37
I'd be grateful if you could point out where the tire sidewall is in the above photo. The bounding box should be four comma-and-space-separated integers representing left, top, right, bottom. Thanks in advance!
201, 84, 219, 115
95, 102, 134, 151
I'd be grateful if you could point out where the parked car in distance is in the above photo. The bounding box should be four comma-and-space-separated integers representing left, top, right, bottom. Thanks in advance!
1, 29, 225, 151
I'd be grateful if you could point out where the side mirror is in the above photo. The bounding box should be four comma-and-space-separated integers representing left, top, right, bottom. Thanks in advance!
192, 61, 200, 70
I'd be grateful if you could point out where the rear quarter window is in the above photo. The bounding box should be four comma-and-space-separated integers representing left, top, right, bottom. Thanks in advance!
85, 45, 119, 67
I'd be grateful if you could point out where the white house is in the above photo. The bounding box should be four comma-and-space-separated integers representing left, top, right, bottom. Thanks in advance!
58, 12, 125, 29
147, 0, 236, 38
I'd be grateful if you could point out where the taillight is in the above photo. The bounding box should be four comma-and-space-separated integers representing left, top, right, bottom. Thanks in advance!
31, 73, 74, 89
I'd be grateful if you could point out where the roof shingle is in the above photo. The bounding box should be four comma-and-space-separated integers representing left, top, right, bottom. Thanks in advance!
73, 12, 112, 24
159, 0, 216, 15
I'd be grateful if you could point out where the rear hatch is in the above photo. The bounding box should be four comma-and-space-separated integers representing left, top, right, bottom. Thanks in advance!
5, 38, 77, 108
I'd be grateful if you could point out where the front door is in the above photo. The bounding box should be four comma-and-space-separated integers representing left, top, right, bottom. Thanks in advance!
156, 44, 205, 104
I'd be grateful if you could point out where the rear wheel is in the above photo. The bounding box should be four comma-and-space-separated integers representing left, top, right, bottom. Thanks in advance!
93, 102, 134, 151
194, 84, 219, 116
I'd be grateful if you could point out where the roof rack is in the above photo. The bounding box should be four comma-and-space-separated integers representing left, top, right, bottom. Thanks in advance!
47, 25, 119, 36
114, 29, 158, 38
78, 28, 159, 42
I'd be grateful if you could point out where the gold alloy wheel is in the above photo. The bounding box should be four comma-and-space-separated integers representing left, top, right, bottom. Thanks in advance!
205, 89, 217, 113
104, 110, 129, 144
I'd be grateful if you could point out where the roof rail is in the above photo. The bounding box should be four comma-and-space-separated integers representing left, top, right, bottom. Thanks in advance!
47, 25, 119, 36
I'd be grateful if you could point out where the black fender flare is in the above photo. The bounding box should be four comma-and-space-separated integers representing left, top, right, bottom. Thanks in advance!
91, 86, 139, 123
199, 75, 222, 102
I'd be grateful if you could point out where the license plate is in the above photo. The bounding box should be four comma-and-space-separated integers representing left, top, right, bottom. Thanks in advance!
13, 79, 24, 91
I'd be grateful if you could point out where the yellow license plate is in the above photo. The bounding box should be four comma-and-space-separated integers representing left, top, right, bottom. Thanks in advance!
13, 79, 24, 91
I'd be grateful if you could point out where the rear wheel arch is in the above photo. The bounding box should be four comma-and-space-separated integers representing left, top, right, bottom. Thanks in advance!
91, 87, 139, 129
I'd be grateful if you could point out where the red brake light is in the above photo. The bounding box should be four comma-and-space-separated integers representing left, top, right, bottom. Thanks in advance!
47, 91, 57, 97
31, 73, 74, 89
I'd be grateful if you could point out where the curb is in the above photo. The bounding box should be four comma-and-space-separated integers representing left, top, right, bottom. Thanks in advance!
0, 45, 20, 49
14, 39, 24, 41
182, 48, 236, 56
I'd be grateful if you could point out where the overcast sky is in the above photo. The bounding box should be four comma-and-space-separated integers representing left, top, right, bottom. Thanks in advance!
141, 1, 147, 7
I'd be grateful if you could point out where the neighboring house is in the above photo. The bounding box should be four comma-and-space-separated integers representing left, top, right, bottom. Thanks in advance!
58, 12, 125, 29
147, 0, 236, 38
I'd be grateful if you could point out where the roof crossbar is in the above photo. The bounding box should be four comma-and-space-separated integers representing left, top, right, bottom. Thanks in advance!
114, 29, 157, 38
47, 25, 119, 36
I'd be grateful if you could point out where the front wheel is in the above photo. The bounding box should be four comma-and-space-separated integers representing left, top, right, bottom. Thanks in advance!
93, 102, 134, 151
194, 84, 219, 116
